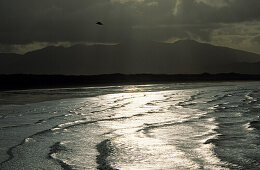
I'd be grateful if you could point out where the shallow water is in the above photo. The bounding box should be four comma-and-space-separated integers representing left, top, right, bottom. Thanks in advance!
1, 82, 260, 169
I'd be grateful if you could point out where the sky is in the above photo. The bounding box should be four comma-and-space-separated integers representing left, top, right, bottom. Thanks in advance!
0, 0, 260, 54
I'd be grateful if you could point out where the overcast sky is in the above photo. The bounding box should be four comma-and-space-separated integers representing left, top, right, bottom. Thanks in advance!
0, 0, 260, 54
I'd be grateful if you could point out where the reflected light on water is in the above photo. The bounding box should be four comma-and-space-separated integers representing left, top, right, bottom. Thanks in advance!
92, 88, 228, 169
2, 83, 260, 169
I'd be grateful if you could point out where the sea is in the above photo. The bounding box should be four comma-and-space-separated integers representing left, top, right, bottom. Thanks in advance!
0, 82, 260, 169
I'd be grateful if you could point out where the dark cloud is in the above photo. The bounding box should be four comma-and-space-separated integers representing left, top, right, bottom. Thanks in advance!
0, 0, 260, 53
174, 0, 260, 24
0, 0, 139, 44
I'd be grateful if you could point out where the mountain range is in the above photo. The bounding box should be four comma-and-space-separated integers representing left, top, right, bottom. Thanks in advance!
1, 40, 260, 75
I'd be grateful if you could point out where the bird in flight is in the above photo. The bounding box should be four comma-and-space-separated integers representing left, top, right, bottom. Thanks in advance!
96, 22, 103, 26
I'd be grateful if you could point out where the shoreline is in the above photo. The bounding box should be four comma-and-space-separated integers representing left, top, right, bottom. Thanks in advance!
1, 73, 260, 91
0, 81, 259, 106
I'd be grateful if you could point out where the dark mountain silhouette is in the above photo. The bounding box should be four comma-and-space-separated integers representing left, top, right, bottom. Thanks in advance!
1, 40, 260, 75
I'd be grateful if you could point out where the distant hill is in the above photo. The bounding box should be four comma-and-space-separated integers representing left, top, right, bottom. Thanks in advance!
1, 40, 260, 74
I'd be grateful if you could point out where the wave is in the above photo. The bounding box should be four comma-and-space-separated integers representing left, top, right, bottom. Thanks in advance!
0, 119, 76, 169
48, 142, 72, 170
206, 93, 231, 104
35, 114, 69, 124
137, 114, 207, 134
243, 123, 254, 131
242, 92, 258, 104
249, 121, 260, 131
113, 96, 133, 103
208, 103, 228, 112
0, 127, 53, 165
96, 139, 117, 170
91, 102, 131, 114
203, 138, 218, 145
176, 91, 203, 107
0, 123, 31, 130
0, 114, 7, 120
245, 93, 254, 101
52, 112, 150, 132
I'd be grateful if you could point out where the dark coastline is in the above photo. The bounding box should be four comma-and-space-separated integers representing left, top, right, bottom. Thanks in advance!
1, 73, 260, 91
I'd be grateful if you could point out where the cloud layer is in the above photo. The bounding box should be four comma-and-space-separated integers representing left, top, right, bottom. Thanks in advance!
0, 0, 260, 53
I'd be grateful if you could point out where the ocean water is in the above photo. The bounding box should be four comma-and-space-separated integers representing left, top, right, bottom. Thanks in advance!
0, 82, 260, 169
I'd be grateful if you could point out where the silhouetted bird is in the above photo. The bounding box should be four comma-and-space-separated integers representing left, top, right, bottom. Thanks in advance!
96, 22, 103, 25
